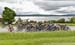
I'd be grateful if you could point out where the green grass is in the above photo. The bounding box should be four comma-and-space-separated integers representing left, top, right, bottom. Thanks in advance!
55, 23, 75, 26
0, 31, 74, 45
63, 23, 75, 26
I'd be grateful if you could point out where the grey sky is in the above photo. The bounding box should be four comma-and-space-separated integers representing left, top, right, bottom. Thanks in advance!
35, 1, 75, 10
0, 0, 75, 15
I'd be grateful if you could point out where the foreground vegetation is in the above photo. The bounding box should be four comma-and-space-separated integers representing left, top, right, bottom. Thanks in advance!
0, 31, 75, 45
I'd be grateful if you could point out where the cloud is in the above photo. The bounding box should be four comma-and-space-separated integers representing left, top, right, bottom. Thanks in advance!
57, 6, 75, 12
35, 1, 75, 10
54, 6, 75, 15
0, 0, 75, 15
0, 0, 51, 15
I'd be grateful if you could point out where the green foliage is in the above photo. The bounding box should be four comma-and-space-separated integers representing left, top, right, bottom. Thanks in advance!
38, 21, 43, 25
50, 20, 57, 23
70, 17, 75, 23
16, 18, 23, 24
2, 7, 16, 24
29, 20, 37, 23
47, 18, 65, 23
57, 18, 65, 23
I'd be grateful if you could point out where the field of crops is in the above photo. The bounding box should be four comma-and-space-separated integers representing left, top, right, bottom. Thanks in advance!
0, 31, 75, 45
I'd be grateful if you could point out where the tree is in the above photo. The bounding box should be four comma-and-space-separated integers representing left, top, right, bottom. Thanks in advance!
70, 17, 75, 23
29, 20, 37, 23
17, 18, 23, 23
38, 21, 42, 25
57, 18, 65, 23
50, 20, 56, 23
2, 7, 16, 24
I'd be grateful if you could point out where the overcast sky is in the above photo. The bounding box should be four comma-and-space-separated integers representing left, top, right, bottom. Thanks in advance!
0, 0, 75, 15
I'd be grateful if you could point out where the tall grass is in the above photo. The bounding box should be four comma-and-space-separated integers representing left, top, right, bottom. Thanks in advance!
0, 31, 75, 45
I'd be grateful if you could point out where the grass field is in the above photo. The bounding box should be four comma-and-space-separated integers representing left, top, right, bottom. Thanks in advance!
0, 31, 75, 45
55, 23, 75, 26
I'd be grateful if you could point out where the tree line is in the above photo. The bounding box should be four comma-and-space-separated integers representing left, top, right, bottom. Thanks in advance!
47, 17, 75, 23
